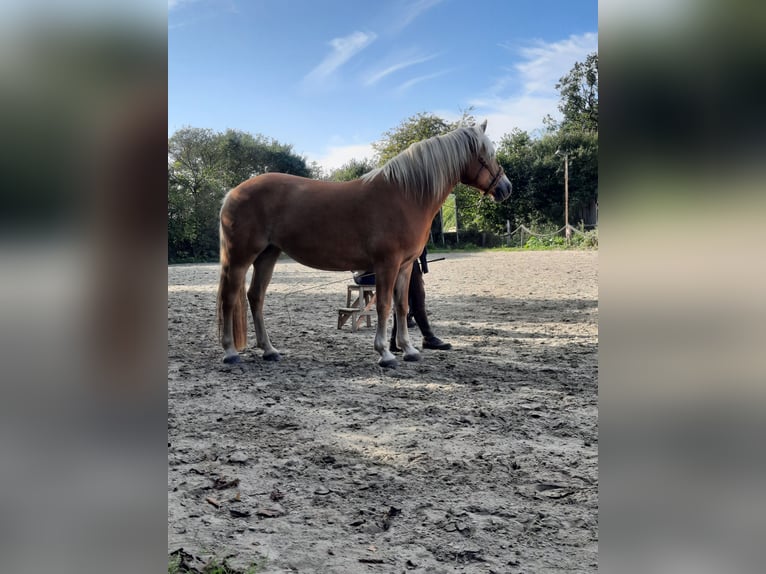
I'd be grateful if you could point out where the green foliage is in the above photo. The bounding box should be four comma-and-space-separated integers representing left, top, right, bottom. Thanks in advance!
524, 234, 566, 249
167, 128, 228, 262
328, 157, 376, 182
495, 105, 598, 231
308, 161, 325, 180
570, 228, 598, 248
216, 128, 312, 186
491, 52, 599, 234
372, 112, 456, 165
519, 224, 598, 250
168, 127, 310, 262
556, 52, 598, 133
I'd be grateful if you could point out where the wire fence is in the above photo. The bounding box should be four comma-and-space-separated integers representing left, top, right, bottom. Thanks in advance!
437, 222, 597, 248
513, 224, 588, 245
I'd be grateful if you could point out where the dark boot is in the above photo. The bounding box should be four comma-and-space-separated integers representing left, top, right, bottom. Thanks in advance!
409, 263, 451, 350
422, 335, 452, 350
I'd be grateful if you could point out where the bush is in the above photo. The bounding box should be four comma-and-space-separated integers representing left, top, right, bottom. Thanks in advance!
522, 227, 597, 250
524, 234, 565, 249
524, 236, 544, 249
571, 228, 598, 249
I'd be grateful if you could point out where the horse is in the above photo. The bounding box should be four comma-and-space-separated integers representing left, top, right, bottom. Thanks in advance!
217, 120, 512, 368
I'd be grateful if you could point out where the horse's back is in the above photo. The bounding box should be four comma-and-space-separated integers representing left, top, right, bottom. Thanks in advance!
225, 173, 367, 209
220, 171, 425, 272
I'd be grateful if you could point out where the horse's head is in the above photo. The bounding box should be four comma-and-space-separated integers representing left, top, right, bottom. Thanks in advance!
463, 120, 512, 202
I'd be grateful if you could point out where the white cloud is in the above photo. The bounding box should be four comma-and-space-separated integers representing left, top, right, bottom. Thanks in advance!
476, 97, 561, 143
394, 69, 451, 95
515, 32, 597, 96
470, 32, 598, 138
307, 143, 376, 173
392, 0, 444, 33
364, 53, 438, 86
304, 31, 377, 85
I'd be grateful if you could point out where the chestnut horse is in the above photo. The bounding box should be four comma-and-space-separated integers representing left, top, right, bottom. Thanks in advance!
217, 120, 511, 368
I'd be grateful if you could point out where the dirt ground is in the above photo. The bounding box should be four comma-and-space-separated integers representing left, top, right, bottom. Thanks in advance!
168, 250, 598, 573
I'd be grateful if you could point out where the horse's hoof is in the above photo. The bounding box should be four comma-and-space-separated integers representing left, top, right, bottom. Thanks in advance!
223, 354, 242, 364
263, 352, 281, 362
403, 352, 422, 362
379, 358, 398, 369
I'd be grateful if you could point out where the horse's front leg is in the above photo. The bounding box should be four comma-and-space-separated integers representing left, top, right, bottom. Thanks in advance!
372, 266, 398, 368
394, 264, 421, 362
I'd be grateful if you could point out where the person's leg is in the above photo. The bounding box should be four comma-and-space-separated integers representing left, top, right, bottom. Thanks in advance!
389, 312, 400, 352
406, 291, 415, 329
409, 261, 451, 350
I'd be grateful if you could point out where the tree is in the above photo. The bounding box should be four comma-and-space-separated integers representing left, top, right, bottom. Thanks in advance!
495, 129, 598, 230
490, 53, 599, 234
372, 112, 453, 164
556, 130, 598, 224
168, 127, 311, 262
308, 161, 326, 180
168, 127, 228, 261
552, 53, 598, 226
264, 143, 312, 178
556, 52, 598, 133
496, 129, 537, 227
217, 129, 311, 187
328, 158, 376, 182
217, 129, 269, 187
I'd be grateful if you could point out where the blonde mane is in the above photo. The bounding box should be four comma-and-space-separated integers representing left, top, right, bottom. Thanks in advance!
361, 126, 493, 201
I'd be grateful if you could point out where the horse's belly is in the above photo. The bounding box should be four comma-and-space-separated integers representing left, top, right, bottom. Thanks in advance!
279, 243, 368, 272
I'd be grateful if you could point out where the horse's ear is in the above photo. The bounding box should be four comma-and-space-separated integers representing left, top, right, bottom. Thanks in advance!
479, 119, 487, 133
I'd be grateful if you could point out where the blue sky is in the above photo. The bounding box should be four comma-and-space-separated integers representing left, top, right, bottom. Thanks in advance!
168, 0, 597, 171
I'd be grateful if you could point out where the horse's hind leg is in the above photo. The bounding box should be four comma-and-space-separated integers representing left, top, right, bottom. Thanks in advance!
248, 245, 282, 361
220, 260, 249, 364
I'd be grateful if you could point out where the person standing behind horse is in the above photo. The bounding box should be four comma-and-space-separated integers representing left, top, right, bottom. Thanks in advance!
354, 246, 451, 352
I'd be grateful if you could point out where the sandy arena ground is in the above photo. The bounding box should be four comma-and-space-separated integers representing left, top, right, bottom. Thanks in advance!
168, 250, 598, 573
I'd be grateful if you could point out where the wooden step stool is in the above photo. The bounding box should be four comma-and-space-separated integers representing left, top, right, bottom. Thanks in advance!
337, 284, 376, 332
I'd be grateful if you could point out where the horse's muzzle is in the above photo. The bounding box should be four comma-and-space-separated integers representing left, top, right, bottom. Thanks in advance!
491, 177, 512, 202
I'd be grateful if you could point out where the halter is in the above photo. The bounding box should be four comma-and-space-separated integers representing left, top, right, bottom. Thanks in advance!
474, 155, 505, 194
